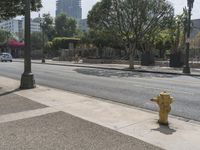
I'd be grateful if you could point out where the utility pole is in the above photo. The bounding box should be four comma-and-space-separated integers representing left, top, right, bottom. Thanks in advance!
39, 14, 45, 63
20, 0, 35, 89
42, 26, 45, 63
183, 0, 194, 74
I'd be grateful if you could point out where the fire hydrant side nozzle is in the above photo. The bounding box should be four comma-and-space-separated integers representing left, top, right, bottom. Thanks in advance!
151, 92, 174, 125
151, 97, 158, 103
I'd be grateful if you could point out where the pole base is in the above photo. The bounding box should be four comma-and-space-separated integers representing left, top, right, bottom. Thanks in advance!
20, 73, 35, 89
158, 120, 169, 126
183, 66, 191, 74
42, 58, 45, 63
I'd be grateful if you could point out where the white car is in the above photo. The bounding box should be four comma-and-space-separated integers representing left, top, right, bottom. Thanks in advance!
0, 53, 13, 62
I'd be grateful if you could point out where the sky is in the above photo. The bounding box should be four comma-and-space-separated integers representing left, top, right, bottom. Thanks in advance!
31, 0, 200, 19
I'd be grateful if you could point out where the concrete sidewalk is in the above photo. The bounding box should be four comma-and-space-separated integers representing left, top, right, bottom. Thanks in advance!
0, 78, 161, 150
13, 59, 200, 76
1, 76, 200, 150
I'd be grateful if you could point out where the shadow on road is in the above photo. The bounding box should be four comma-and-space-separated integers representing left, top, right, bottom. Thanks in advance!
75, 68, 175, 78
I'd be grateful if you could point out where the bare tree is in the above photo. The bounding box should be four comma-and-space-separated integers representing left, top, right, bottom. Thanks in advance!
88, 0, 174, 68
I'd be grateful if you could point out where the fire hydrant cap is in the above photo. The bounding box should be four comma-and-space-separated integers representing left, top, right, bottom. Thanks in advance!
160, 92, 171, 97
160, 91, 169, 95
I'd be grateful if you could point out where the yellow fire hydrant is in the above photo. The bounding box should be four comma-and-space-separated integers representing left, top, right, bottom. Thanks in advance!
151, 92, 174, 125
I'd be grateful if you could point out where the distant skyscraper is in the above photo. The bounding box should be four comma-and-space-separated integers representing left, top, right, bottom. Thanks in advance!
56, 0, 82, 20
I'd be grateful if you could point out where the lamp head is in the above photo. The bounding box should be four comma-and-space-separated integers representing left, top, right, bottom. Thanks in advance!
187, 0, 194, 8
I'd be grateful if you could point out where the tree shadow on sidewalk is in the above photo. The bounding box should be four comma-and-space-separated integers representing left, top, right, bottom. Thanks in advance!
75, 68, 175, 79
0, 88, 21, 97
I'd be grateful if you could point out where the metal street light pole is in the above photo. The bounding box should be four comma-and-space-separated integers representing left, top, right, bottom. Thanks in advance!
42, 25, 45, 63
20, 0, 35, 89
183, 0, 194, 74
39, 14, 45, 63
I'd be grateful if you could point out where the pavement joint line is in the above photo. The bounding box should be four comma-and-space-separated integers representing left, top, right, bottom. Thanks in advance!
0, 107, 58, 124
116, 118, 154, 130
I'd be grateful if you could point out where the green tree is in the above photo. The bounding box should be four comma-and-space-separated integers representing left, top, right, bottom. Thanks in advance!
41, 13, 55, 41
151, 8, 188, 59
44, 41, 58, 57
178, 8, 188, 51
169, 11, 187, 53
51, 37, 80, 50
0, 30, 12, 44
0, 0, 42, 19
88, 0, 174, 69
81, 29, 123, 58
153, 30, 172, 58
55, 13, 77, 37
31, 32, 44, 50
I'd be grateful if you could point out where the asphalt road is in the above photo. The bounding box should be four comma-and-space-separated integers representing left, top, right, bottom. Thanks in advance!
0, 62, 200, 121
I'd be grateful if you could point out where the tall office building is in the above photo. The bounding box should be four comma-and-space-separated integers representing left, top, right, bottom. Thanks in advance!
56, 0, 82, 20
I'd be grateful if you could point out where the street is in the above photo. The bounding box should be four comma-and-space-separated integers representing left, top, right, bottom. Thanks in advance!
0, 62, 200, 121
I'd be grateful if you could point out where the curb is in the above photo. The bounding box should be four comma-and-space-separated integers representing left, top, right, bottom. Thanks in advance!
13, 60, 200, 77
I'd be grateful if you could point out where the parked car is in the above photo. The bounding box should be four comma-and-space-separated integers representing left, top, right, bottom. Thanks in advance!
0, 53, 13, 62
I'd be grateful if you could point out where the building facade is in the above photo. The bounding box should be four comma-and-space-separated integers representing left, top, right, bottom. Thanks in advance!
191, 19, 200, 38
21, 18, 41, 33
0, 18, 41, 40
56, 0, 82, 20
0, 19, 22, 34
78, 19, 89, 32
